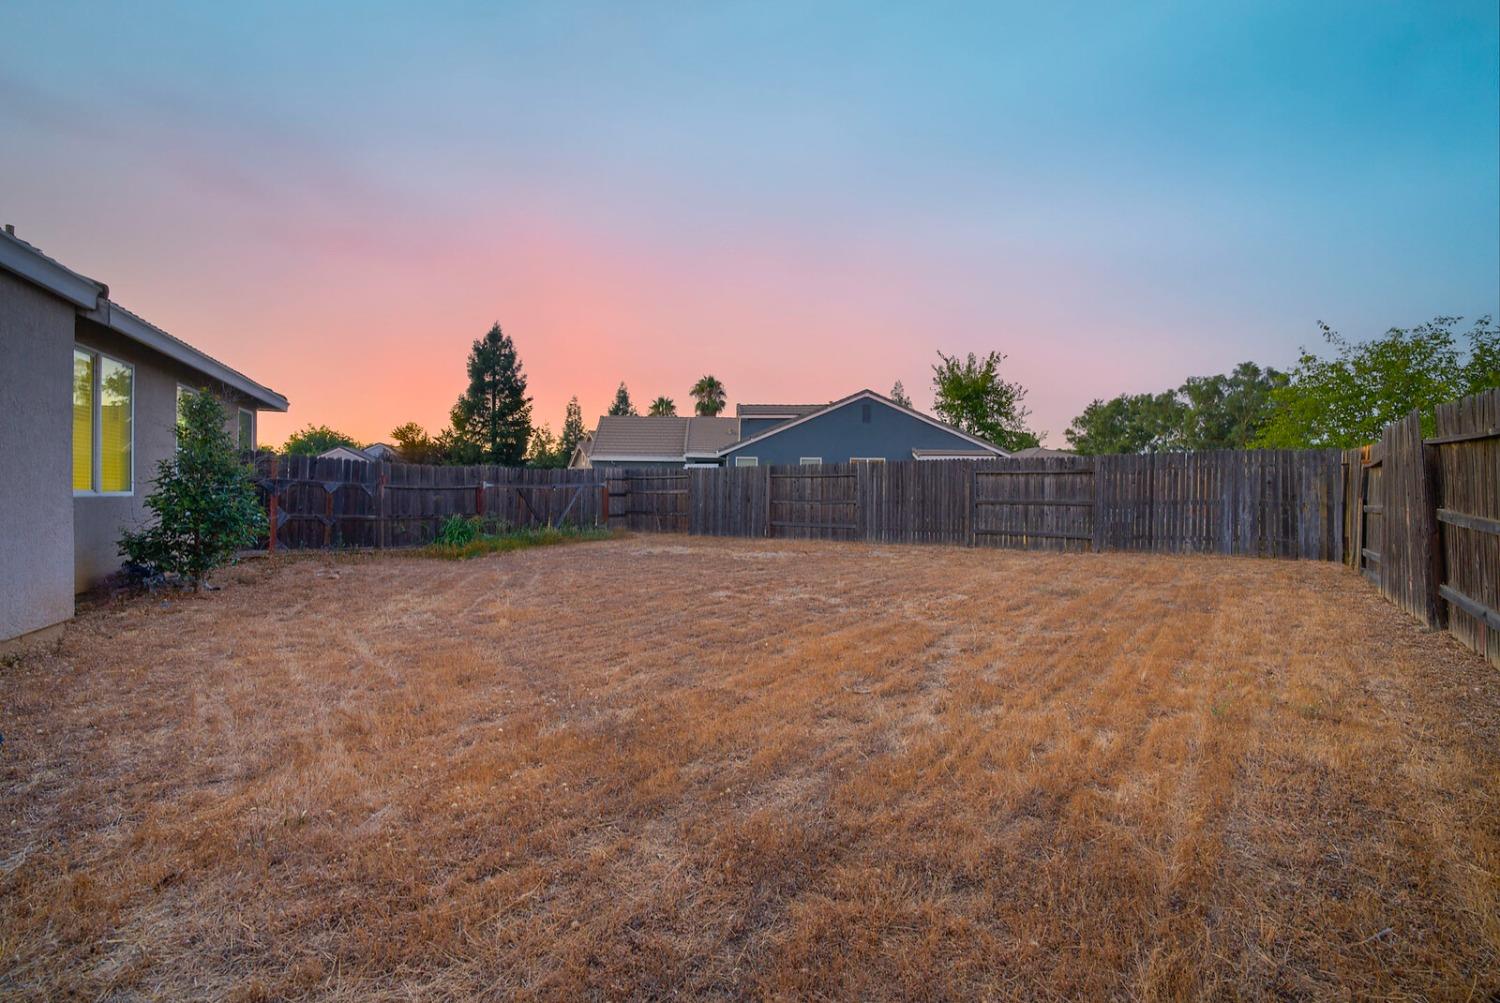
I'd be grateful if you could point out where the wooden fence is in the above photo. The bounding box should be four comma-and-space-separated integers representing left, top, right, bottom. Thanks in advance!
255, 456, 606, 549
1350, 388, 1499, 667
600, 450, 1344, 557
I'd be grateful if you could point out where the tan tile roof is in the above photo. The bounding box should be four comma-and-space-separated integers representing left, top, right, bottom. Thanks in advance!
686, 417, 741, 454
589, 416, 741, 459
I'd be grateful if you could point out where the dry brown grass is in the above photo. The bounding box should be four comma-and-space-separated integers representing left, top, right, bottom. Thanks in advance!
2, 537, 1498, 1000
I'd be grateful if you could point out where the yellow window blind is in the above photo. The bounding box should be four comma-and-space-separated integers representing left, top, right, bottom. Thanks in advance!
99, 357, 132, 492
72, 350, 93, 492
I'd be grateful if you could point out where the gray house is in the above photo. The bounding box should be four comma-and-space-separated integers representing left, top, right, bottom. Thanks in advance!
719, 390, 1007, 466
1, 226, 289, 645
571, 389, 1007, 469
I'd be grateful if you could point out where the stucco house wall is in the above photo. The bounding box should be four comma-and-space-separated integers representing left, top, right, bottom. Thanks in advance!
71, 316, 262, 590
720, 398, 1001, 466
0, 270, 76, 642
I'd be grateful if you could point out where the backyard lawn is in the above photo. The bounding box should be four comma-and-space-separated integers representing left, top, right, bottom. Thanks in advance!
1, 537, 1497, 1000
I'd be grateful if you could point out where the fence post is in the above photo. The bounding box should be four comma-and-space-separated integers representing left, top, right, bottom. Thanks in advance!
1420, 440, 1447, 628
267, 454, 278, 554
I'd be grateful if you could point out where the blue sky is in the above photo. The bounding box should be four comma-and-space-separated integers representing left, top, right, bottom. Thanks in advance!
2, 1, 1496, 443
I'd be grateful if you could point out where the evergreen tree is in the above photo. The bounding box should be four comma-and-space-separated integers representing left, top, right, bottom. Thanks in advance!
559, 396, 586, 461
889, 380, 912, 408
648, 396, 677, 416
119, 392, 265, 590
608, 382, 637, 416
449, 323, 532, 464
690, 375, 727, 416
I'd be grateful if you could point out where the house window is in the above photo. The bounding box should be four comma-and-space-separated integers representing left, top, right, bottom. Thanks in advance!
734, 456, 759, 467
238, 408, 254, 450
72, 348, 133, 494
850, 456, 885, 464
799, 456, 822, 465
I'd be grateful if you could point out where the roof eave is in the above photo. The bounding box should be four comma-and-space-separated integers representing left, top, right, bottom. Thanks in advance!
0, 232, 104, 309
90, 300, 290, 412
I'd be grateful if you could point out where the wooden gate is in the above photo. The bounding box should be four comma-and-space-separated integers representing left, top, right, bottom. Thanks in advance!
607, 470, 688, 532
972, 457, 1095, 551
768, 466, 858, 539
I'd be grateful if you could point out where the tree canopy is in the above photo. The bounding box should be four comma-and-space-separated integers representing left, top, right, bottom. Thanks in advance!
648, 396, 677, 416
449, 323, 532, 464
691, 375, 727, 416
1254, 316, 1498, 447
1066, 362, 1285, 454
281, 424, 359, 456
608, 382, 637, 417
558, 397, 586, 462
889, 380, 912, 407
930, 351, 1040, 451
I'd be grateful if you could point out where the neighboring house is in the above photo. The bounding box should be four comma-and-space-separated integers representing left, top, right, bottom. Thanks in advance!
572, 415, 740, 469
570, 389, 1007, 469
1, 226, 289, 644
717, 389, 1007, 467
1009, 446, 1075, 458
567, 430, 594, 469
317, 442, 397, 463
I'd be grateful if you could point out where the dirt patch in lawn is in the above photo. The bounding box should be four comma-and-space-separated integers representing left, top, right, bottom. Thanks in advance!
2, 538, 1498, 1000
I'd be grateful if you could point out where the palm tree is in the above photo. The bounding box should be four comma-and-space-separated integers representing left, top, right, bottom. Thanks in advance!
648, 396, 677, 416
690, 375, 727, 416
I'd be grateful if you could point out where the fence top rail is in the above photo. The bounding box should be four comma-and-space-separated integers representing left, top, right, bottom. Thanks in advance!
1425, 427, 1500, 447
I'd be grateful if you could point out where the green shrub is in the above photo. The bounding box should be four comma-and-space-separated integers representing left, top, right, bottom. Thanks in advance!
119, 392, 265, 591
436, 515, 481, 547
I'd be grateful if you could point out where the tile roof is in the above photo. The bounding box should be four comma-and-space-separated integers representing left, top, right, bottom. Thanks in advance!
589, 416, 741, 459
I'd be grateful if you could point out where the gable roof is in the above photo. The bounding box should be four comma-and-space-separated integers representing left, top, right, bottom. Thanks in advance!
736, 402, 825, 419
588, 415, 741, 461
718, 389, 1009, 457
0, 227, 289, 412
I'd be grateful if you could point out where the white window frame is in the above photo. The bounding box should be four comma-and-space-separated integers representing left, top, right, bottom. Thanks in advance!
238, 407, 255, 451
799, 456, 822, 465
73, 347, 135, 497
734, 456, 759, 467
850, 456, 886, 464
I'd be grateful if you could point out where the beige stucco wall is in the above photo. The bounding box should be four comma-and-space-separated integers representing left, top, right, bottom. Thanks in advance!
0, 270, 77, 640
71, 317, 260, 591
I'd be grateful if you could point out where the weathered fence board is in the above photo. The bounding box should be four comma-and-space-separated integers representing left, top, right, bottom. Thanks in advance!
254, 448, 1347, 561
1432, 388, 1499, 666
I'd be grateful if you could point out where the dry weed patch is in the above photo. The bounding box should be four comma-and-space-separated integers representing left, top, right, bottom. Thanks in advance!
2, 539, 1497, 999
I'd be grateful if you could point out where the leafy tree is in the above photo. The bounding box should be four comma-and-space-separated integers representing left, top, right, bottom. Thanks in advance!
119, 392, 265, 591
648, 396, 677, 416
281, 424, 359, 456
1065, 362, 1285, 454
930, 351, 1040, 451
608, 382, 637, 417
691, 375, 727, 416
889, 380, 912, 408
526, 424, 566, 467
558, 397, 587, 461
390, 421, 442, 464
1255, 316, 1498, 447
1065, 392, 1182, 454
449, 322, 532, 464
1176, 362, 1286, 450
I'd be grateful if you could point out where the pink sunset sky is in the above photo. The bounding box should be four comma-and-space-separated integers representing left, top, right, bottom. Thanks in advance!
3, 4, 1496, 447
